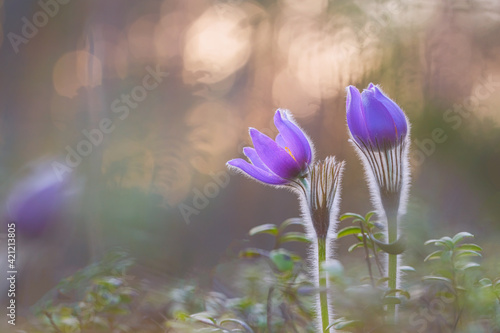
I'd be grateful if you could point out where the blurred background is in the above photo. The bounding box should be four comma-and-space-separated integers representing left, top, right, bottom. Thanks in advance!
0, 0, 499, 318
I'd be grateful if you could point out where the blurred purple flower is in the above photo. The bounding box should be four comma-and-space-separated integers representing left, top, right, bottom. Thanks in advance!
346, 83, 407, 149
6, 161, 78, 237
227, 109, 313, 185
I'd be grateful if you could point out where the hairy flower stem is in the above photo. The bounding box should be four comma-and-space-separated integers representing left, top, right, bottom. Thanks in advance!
317, 237, 330, 332
386, 207, 398, 321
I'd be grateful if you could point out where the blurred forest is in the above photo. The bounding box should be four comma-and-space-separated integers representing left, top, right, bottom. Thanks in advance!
0, 0, 499, 318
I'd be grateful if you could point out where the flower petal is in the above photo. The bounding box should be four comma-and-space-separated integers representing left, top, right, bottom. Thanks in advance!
249, 128, 302, 179
274, 109, 312, 166
243, 147, 270, 171
370, 85, 407, 140
227, 158, 288, 185
361, 88, 400, 146
346, 86, 369, 144
275, 134, 286, 148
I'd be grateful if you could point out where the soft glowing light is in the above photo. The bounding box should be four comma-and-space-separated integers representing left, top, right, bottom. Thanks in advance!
52, 51, 102, 98
184, 5, 252, 84
128, 15, 157, 61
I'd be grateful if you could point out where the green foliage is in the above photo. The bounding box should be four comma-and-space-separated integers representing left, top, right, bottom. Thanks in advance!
19, 222, 500, 333
249, 217, 311, 248
27, 251, 137, 333
417, 231, 500, 331
330, 217, 500, 332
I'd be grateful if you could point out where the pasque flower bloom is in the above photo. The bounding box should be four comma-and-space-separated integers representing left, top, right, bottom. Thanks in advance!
347, 83, 407, 150
345, 83, 411, 320
228, 110, 342, 332
227, 109, 313, 185
346, 84, 410, 196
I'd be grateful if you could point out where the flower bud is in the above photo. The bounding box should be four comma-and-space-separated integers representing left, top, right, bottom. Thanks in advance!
346, 83, 407, 150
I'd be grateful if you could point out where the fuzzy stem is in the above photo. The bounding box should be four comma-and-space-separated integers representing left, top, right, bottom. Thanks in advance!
386, 210, 398, 321
317, 237, 330, 332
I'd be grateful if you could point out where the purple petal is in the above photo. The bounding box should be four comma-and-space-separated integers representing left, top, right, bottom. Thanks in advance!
361, 88, 400, 146
227, 159, 288, 185
9, 183, 63, 237
275, 134, 286, 148
273, 109, 312, 166
7, 170, 67, 238
249, 128, 302, 179
243, 147, 270, 171
346, 86, 370, 144
370, 86, 407, 139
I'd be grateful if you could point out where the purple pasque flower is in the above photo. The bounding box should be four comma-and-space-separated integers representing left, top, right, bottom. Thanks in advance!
227, 109, 313, 185
5, 160, 78, 237
346, 83, 407, 149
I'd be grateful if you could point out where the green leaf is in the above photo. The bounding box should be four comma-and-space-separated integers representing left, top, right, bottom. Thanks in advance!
459, 262, 480, 270
355, 234, 365, 242
383, 296, 401, 305
190, 312, 216, 325
478, 278, 492, 287
360, 275, 374, 283
376, 277, 390, 286
385, 289, 410, 299
400, 265, 416, 273
219, 318, 254, 333
424, 239, 441, 245
456, 243, 483, 252
365, 211, 376, 221
270, 249, 294, 272
348, 242, 364, 252
425, 237, 454, 249
455, 250, 482, 258
438, 237, 455, 250
238, 248, 269, 259
289, 253, 303, 262
422, 276, 452, 284
424, 250, 443, 262
370, 235, 406, 254
452, 232, 474, 244
249, 224, 278, 236
329, 320, 363, 330
278, 232, 311, 244
340, 212, 365, 221
278, 217, 304, 231
336, 226, 362, 239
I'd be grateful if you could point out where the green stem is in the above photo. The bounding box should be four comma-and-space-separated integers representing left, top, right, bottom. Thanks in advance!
317, 238, 330, 332
386, 211, 398, 321
359, 222, 375, 288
